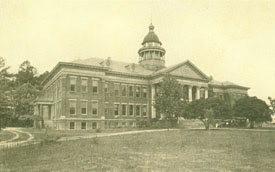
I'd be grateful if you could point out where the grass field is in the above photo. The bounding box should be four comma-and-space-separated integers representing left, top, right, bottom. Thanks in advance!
0, 131, 15, 142
1, 129, 275, 172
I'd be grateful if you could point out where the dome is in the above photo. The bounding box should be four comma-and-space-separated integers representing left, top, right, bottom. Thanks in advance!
142, 23, 162, 45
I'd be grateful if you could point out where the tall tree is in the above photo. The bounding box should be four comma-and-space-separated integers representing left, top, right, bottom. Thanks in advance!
233, 96, 271, 128
0, 57, 13, 130
16, 60, 38, 86
268, 97, 275, 115
13, 61, 40, 124
154, 74, 186, 127
183, 97, 232, 130
36, 71, 49, 90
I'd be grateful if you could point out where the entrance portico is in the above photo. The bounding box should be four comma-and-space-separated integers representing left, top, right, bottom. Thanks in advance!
33, 99, 53, 128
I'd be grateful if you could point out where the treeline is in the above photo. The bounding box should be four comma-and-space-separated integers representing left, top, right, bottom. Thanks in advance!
0, 57, 49, 129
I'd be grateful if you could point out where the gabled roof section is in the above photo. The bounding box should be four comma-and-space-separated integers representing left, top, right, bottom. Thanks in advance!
152, 60, 210, 80
209, 80, 250, 90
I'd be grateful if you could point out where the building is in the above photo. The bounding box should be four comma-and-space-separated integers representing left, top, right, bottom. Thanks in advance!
34, 23, 249, 130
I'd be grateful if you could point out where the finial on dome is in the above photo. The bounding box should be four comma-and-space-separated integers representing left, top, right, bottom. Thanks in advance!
149, 23, 154, 32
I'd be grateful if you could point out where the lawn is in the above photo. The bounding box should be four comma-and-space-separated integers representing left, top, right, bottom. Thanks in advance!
0, 131, 15, 142
1, 129, 275, 172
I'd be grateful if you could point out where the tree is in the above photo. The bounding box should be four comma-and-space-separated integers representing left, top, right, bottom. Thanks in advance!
13, 83, 40, 117
183, 97, 232, 130
233, 96, 271, 128
268, 97, 275, 115
37, 71, 49, 90
154, 74, 186, 128
16, 60, 38, 85
13, 61, 41, 126
0, 57, 13, 130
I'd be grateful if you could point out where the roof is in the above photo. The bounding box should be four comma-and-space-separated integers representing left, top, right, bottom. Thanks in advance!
71, 57, 210, 81
142, 32, 162, 45
209, 80, 249, 90
142, 23, 162, 45
42, 57, 249, 91
71, 57, 154, 76
152, 60, 210, 80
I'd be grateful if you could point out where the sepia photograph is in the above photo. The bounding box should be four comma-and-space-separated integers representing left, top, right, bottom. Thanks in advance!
0, 0, 275, 171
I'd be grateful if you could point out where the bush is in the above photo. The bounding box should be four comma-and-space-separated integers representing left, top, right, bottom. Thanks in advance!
135, 119, 152, 128
150, 119, 178, 129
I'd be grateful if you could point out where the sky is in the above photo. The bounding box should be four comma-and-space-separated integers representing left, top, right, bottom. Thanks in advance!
0, 0, 274, 102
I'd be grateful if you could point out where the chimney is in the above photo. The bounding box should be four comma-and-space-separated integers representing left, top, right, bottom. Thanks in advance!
131, 63, 136, 71
106, 57, 111, 67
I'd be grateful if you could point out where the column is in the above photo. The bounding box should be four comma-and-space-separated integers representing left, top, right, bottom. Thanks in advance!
34, 105, 38, 116
40, 104, 43, 118
205, 88, 208, 99
196, 86, 200, 100
188, 86, 193, 102
151, 85, 156, 118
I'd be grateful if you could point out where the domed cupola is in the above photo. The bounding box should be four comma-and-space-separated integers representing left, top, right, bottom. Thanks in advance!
142, 24, 162, 45
138, 23, 166, 71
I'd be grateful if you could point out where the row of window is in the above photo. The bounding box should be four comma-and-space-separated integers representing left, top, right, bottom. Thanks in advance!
113, 104, 147, 116
69, 76, 148, 98
69, 100, 98, 115
105, 121, 136, 128
69, 121, 97, 130
69, 100, 148, 117
112, 84, 147, 98
70, 77, 98, 93
69, 121, 137, 130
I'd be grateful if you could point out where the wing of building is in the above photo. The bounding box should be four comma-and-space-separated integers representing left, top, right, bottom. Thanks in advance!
34, 23, 249, 130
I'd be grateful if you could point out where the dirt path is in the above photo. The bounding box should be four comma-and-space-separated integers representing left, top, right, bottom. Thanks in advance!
58, 129, 180, 142
0, 128, 34, 149
213, 128, 275, 132
0, 130, 19, 143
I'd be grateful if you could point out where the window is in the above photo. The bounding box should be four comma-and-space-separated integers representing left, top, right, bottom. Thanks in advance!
136, 86, 140, 97
129, 85, 134, 97
104, 82, 108, 93
104, 102, 108, 116
81, 78, 88, 92
81, 101, 87, 115
92, 122, 97, 129
92, 80, 98, 94
129, 121, 134, 126
69, 100, 76, 115
81, 122, 86, 129
135, 105, 141, 116
70, 77, 76, 92
143, 87, 147, 98
70, 122, 75, 129
129, 104, 134, 116
142, 105, 147, 116
114, 103, 119, 116
122, 104, 127, 116
114, 84, 120, 96
92, 101, 98, 115
121, 85, 127, 97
